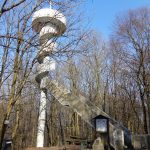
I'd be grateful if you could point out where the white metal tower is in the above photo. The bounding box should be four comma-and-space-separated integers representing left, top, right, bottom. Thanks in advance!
32, 7, 66, 147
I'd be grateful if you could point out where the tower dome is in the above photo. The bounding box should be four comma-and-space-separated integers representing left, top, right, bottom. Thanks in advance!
32, 8, 66, 34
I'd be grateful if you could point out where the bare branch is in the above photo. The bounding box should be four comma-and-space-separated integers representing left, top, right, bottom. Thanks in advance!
0, 0, 26, 17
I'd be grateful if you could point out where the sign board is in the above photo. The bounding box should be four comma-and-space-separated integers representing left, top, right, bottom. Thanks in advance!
96, 119, 107, 133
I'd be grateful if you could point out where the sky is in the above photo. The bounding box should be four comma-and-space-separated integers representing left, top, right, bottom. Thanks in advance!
82, 0, 150, 39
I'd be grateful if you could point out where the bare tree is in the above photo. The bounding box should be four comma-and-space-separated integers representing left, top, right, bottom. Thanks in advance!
0, 0, 26, 17
111, 7, 150, 134
0, 0, 91, 149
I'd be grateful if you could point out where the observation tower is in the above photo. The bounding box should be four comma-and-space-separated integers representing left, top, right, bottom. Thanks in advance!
32, 6, 66, 148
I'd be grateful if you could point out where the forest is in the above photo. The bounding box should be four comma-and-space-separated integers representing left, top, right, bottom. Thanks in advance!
0, 0, 149, 149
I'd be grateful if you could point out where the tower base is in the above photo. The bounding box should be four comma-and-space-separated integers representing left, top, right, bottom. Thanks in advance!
26, 145, 80, 150
25, 148, 51, 150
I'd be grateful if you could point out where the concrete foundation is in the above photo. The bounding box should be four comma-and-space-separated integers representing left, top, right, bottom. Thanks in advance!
26, 148, 51, 150
26, 145, 80, 150
92, 137, 104, 150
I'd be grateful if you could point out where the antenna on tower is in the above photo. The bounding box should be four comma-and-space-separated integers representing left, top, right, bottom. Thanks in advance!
49, 0, 52, 9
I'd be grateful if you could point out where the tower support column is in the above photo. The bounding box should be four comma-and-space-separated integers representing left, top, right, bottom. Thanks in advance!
36, 90, 47, 147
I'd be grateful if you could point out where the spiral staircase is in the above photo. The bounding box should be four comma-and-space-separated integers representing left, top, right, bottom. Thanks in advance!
32, 8, 66, 147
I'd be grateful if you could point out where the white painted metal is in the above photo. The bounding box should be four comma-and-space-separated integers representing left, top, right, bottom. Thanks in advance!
36, 90, 47, 147
32, 7, 66, 148
38, 42, 57, 62
40, 23, 57, 44
32, 8, 66, 33
36, 58, 56, 82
